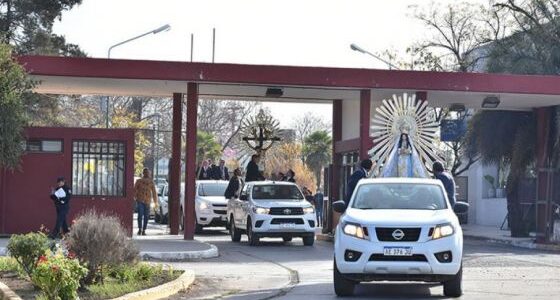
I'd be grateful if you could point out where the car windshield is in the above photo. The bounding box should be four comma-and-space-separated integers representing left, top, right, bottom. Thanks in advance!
352, 183, 447, 210
198, 183, 228, 197
252, 185, 304, 200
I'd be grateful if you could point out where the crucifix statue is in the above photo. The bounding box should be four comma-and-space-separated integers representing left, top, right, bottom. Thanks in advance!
240, 109, 282, 172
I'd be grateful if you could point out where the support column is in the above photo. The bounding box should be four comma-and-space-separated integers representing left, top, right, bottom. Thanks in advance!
327, 99, 343, 233
535, 107, 552, 243
184, 83, 198, 240
169, 93, 183, 235
359, 89, 371, 159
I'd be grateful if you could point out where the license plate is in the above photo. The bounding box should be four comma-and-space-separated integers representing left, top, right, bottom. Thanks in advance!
383, 247, 413, 256
280, 223, 296, 229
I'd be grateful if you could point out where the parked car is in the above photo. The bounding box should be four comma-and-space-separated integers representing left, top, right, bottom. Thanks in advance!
155, 184, 168, 224
332, 178, 469, 297
227, 181, 316, 246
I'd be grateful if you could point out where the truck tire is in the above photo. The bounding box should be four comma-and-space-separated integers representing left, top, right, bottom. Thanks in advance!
333, 259, 356, 296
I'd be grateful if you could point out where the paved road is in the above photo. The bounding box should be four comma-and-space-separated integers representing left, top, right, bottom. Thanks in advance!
164, 228, 560, 300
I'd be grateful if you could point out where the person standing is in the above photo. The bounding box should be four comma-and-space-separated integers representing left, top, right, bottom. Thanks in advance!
314, 188, 324, 227
49, 177, 72, 239
345, 159, 373, 205
224, 168, 243, 200
245, 154, 263, 182
432, 161, 457, 207
197, 160, 213, 180
213, 159, 230, 180
134, 168, 159, 236
284, 169, 296, 183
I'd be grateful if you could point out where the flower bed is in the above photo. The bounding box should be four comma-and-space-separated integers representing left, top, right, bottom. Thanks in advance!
0, 256, 181, 300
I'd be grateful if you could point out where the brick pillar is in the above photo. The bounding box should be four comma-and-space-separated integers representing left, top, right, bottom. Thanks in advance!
359, 89, 372, 159
184, 83, 198, 240
535, 107, 552, 243
169, 93, 183, 235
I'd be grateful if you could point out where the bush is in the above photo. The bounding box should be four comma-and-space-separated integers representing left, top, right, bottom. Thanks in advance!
7, 232, 52, 278
32, 249, 87, 300
65, 210, 139, 284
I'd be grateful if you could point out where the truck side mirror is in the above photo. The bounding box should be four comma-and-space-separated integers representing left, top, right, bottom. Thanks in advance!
453, 201, 469, 214
240, 194, 248, 201
332, 200, 347, 213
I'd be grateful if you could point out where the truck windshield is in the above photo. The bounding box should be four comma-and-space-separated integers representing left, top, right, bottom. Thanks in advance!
198, 183, 228, 197
352, 183, 447, 210
252, 185, 304, 200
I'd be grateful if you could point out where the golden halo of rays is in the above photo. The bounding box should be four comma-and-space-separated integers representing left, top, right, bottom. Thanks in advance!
369, 93, 441, 172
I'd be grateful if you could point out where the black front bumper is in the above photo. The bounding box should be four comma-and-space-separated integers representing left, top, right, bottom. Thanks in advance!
343, 273, 456, 283
254, 232, 315, 238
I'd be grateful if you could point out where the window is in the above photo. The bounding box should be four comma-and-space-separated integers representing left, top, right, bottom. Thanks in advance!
198, 182, 228, 197
352, 183, 447, 210
25, 140, 62, 153
72, 141, 126, 196
252, 185, 304, 200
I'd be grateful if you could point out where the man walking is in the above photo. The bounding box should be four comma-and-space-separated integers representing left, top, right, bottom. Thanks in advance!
245, 154, 263, 182
134, 168, 158, 236
225, 168, 243, 200
345, 159, 373, 205
49, 177, 71, 239
213, 159, 230, 180
432, 161, 456, 207
314, 188, 324, 227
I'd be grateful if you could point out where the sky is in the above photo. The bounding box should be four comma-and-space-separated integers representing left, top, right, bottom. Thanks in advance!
52, 0, 486, 127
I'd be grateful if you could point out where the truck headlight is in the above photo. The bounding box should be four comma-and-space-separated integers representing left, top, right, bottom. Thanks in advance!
342, 222, 367, 239
252, 207, 270, 214
432, 223, 455, 240
303, 206, 315, 214
198, 201, 210, 211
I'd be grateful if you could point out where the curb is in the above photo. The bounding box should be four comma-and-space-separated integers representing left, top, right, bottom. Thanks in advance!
0, 281, 23, 300
112, 269, 194, 300
139, 243, 219, 261
463, 234, 560, 252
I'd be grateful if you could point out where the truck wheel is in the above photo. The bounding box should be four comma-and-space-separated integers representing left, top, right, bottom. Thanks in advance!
303, 236, 315, 246
247, 220, 260, 246
195, 220, 204, 234
333, 259, 356, 296
229, 218, 241, 242
443, 266, 463, 297
154, 211, 161, 223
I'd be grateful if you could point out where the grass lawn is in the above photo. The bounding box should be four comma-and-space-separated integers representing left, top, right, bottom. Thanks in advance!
0, 257, 182, 300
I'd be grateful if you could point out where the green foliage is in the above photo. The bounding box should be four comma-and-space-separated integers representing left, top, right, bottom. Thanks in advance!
303, 130, 332, 189
0, 0, 85, 56
0, 42, 33, 170
197, 131, 222, 164
0, 257, 20, 273
112, 108, 150, 175
65, 210, 139, 284
31, 249, 88, 300
7, 232, 52, 278
87, 264, 178, 300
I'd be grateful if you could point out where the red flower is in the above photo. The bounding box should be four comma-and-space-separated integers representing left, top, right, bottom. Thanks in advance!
51, 265, 59, 272
38, 255, 48, 264
67, 251, 76, 259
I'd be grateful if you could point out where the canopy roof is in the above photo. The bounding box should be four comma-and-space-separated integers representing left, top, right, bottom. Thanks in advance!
18, 55, 560, 110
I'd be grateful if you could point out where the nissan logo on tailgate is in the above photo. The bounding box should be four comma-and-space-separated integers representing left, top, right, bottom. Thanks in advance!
392, 229, 405, 240
283, 209, 292, 215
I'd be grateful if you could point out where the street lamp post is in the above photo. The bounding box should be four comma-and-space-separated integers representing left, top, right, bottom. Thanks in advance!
104, 24, 171, 128
350, 43, 400, 70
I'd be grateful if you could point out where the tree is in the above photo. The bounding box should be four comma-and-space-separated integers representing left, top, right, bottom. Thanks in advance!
0, 42, 33, 169
111, 108, 150, 176
303, 131, 332, 189
196, 131, 222, 166
291, 112, 331, 145
263, 143, 316, 192
0, 0, 85, 56
466, 111, 536, 237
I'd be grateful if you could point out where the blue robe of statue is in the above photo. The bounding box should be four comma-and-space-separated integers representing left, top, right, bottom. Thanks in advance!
381, 135, 428, 178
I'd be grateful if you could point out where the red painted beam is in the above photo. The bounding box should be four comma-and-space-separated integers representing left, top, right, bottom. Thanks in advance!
359, 89, 372, 159
169, 93, 183, 235
16, 55, 560, 96
184, 84, 198, 240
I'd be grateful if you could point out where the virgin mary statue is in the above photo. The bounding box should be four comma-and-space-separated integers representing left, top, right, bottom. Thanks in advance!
380, 126, 428, 178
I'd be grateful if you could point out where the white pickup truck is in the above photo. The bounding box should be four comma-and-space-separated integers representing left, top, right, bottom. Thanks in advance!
227, 181, 317, 246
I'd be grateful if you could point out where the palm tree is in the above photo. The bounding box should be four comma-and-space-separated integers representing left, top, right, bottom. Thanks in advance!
466, 111, 536, 237
303, 131, 332, 190
196, 131, 222, 166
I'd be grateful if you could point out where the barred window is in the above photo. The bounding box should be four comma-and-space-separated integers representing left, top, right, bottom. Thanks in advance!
72, 141, 126, 196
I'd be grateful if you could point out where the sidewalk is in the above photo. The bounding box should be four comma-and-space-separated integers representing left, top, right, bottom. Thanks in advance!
316, 224, 560, 252
462, 224, 560, 252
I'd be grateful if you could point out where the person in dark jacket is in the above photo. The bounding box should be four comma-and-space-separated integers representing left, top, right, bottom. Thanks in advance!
432, 161, 456, 207
49, 177, 72, 239
197, 160, 213, 180
284, 169, 296, 183
224, 168, 243, 199
345, 159, 373, 205
245, 154, 263, 182
213, 159, 230, 180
